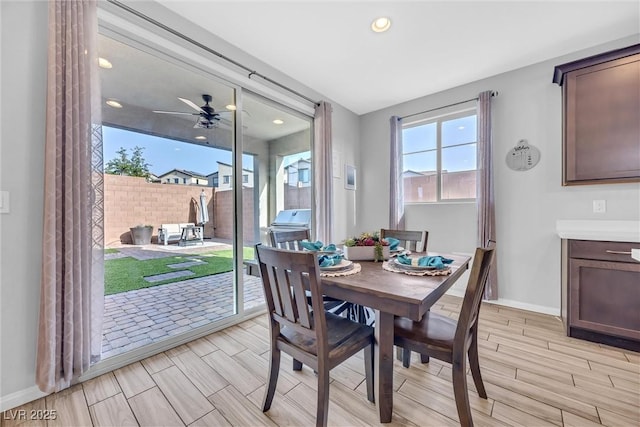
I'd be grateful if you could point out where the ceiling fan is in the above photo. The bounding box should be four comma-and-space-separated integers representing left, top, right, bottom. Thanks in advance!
153, 94, 232, 129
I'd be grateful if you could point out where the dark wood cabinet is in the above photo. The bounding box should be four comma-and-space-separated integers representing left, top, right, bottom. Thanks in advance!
554, 44, 640, 185
565, 239, 640, 351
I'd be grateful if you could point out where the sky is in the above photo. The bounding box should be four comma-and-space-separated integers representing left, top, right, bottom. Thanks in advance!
402, 114, 477, 173
102, 126, 254, 176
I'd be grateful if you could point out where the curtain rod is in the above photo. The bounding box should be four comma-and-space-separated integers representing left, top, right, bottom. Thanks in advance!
401, 91, 498, 120
105, 0, 320, 107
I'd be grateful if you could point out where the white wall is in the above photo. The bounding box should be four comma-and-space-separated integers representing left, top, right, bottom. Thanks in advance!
358, 35, 640, 313
0, 0, 48, 406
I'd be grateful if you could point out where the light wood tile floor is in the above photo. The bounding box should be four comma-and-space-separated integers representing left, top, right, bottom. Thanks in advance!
3, 295, 639, 426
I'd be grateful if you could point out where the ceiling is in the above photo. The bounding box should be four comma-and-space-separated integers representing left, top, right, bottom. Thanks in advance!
99, 34, 311, 148
155, 0, 640, 115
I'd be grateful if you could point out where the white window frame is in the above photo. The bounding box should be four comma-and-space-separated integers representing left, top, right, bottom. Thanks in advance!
402, 108, 477, 204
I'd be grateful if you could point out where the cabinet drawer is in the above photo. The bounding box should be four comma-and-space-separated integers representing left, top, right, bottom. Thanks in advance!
569, 240, 638, 263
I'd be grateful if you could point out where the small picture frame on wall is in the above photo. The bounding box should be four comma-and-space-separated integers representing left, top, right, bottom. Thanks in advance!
345, 164, 356, 190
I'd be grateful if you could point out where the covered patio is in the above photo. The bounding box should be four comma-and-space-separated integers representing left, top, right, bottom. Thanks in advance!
102, 243, 264, 358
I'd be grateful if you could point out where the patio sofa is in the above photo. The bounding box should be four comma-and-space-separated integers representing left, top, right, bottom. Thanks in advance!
158, 223, 202, 245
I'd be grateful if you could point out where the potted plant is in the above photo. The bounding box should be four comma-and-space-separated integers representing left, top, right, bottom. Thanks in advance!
343, 232, 390, 261
130, 224, 153, 245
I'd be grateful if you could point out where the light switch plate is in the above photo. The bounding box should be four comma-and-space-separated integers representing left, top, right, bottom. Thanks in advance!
0, 191, 9, 213
593, 199, 606, 213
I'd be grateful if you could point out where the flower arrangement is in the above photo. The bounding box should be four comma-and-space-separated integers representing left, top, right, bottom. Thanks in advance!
344, 232, 389, 262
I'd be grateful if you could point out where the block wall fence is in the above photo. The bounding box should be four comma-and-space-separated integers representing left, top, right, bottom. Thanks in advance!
104, 175, 306, 246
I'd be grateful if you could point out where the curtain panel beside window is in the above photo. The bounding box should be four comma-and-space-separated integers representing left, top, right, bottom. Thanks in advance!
477, 90, 498, 300
37, 0, 104, 393
389, 116, 405, 229
313, 101, 334, 243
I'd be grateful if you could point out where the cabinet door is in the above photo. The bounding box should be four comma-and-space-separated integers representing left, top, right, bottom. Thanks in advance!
569, 258, 640, 340
564, 54, 640, 184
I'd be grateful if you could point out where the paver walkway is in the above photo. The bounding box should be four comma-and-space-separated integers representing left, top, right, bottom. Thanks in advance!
102, 271, 264, 358
102, 242, 265, 358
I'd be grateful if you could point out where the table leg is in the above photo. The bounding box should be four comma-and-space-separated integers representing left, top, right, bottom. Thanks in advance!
375, 310, 393, 423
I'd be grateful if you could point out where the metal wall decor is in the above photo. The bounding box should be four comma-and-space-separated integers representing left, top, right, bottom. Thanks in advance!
506, 139, 540, 171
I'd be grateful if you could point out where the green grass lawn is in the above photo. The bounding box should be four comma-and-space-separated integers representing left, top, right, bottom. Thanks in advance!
105, 247, 255, 295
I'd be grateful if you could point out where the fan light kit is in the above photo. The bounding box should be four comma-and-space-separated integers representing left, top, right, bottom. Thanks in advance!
371, 17, 391, 33
106, 99, 122, 108
153, 94, 233, 129
98, 57, 112, 69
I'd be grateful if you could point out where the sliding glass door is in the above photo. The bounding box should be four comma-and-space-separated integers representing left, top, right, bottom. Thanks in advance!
240, 92, 313, 312
96, 3, 315, 363
99, 33, 241, 359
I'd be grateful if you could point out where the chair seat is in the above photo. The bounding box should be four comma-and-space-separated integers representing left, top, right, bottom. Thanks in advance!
393, 247, 495, 427
280, 311, 373, 359
394, 311, 457, 350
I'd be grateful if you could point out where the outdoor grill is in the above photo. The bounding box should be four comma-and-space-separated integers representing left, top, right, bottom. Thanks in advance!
269, 209, 312, 231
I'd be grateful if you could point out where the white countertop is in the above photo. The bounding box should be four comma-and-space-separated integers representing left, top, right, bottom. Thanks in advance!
556, 220, 640, 243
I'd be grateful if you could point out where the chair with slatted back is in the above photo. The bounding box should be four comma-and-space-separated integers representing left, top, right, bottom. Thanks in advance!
255, 244, 374, 427
269, 229, 311, 251
380, 229, 428, 253
380, 229, 430, 365
393, 247, 495, 427
268, 227, 347, 370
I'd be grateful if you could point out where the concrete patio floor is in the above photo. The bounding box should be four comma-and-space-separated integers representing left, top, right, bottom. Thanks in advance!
102, 242, 265, 359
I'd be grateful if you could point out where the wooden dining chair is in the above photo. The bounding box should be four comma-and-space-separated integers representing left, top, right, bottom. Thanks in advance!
393, 247, 495, 427
255, 244, 375, 427
269, 228, 311, 251
380, 229, 428, 253
380, 229, 430, 364
269, 225, 358, 320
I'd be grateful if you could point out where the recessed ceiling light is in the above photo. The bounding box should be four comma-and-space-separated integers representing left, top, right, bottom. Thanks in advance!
98, 57, 112, 69
105, 99, 122, 108
195, 136, 206, 140
371, 17, 391, 33
225, 104, 237, 111
458, 126, 465, 130
273, 119, 284, 125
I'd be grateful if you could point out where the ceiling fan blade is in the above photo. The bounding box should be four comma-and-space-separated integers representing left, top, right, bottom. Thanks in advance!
152, 110, 199, 116
179, 97, 205, 113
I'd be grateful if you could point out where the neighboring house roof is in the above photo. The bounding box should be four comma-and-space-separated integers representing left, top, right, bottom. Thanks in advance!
284, 158, 311, 170
402, 170, 425, 177
216, 161, 254, 173
157, 168, 208, 179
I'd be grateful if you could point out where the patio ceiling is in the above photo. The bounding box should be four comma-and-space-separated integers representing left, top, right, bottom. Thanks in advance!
98, 34, 311, 150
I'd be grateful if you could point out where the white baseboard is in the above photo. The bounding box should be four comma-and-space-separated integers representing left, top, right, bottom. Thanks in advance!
445, 289, 560, 316
0, 386, 49, 413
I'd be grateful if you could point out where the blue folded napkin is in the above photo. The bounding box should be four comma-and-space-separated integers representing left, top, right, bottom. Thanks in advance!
300, 240, 323, 251
300, 240, 337, 252
318, 254, 343, 267
322, 243, 337, 252
396, 254, 453, 270
385, 237, 400, 251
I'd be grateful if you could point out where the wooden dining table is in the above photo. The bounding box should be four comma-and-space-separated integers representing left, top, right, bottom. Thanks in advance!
319, 253, 471, 423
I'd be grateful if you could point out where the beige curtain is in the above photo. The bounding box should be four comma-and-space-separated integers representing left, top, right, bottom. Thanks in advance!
313, 101, 333, 243
37, 0, 104, 393
389, 116, 405, 229
477, 91, 497, 300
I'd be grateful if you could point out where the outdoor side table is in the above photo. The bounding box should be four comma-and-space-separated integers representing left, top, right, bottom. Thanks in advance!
179, 225, 203, 246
